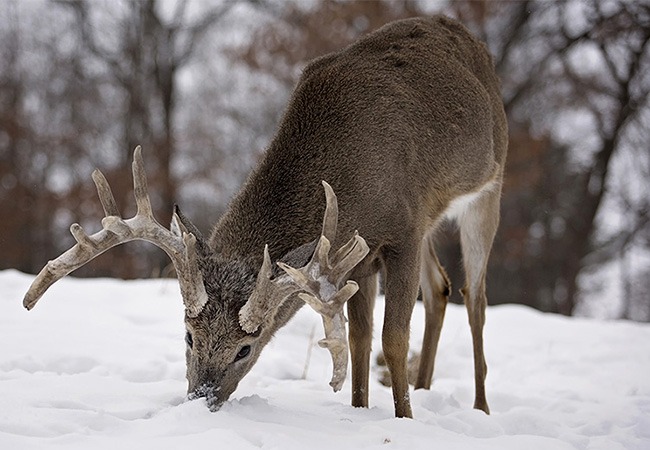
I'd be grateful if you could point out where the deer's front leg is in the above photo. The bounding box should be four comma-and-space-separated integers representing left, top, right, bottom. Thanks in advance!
348, 274, 377, 408
381, 244, 420, 419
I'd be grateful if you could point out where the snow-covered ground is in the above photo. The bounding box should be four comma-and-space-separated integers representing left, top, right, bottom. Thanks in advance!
1, 269, 648, 449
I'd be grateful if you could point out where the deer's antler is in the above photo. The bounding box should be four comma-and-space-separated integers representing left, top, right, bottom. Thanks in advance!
23, 146, 209, 317
278, 183, 368, 391
239, 181, 369, 392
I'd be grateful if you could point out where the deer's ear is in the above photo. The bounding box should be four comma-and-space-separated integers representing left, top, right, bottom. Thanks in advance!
239, 245, 282, 333
171, 205, 209, 255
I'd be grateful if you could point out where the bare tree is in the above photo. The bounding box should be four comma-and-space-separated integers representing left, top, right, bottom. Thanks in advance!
3, 0, 649, 320
52, 0, 239, 277
61, 0, 235, 221
0, 1, 104, 273
1, 0, 246, 277
435, 0, 650, 318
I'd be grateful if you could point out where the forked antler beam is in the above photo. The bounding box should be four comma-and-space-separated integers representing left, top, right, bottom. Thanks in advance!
248, 181, 369, 392
279, 182, 369, 391
238, 181, 369, 391
23, 146, 208, 317
278, 233, 367, 391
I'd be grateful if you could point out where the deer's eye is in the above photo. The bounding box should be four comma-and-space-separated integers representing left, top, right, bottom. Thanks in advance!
235, 345, 251, 362
185, 331, 194, 349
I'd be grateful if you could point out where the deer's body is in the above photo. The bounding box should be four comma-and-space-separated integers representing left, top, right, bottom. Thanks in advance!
208, 16, 506, 417
24, 16, 506, 418
214, 16, 504, 263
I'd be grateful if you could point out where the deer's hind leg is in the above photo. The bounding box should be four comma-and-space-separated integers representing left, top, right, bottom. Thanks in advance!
348, 273, 377, 408
458, 183, 501, 415
415, 232, 451, 390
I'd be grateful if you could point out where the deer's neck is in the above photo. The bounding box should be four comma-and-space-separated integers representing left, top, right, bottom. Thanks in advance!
209, 146, 324, 265
270, 294, 305, 337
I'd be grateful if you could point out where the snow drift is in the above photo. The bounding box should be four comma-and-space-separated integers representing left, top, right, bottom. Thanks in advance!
0, 270, 648, 449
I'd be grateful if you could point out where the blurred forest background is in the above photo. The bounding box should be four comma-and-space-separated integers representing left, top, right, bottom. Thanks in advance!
1, 0, 649, 321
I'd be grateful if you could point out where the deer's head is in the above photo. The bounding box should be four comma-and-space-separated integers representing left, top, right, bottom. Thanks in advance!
23, 147, 369, 410
174, 220, 311, 410
176, 243, 260, 411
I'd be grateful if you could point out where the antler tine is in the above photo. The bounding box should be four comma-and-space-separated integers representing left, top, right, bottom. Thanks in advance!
321, 181, 337, 243
132, 146, 154, 219
70, 223, 97, 249
331, 231, 360, 266
91, 170, 120, 217
328, 233, 369, 284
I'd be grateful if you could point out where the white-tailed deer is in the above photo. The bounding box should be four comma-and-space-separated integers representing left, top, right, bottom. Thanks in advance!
23, 16, 506, 418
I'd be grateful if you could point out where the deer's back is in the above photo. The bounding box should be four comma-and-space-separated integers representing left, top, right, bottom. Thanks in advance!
212, 16, 506, 264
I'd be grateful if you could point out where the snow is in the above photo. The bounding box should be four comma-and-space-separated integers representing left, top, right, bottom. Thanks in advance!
1, 269, 648, 449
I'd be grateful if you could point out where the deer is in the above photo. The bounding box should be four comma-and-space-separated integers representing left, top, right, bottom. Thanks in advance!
23, 15, 507, 419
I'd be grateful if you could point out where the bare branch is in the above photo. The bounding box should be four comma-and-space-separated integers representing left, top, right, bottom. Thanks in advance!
173, 0, 237, 66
